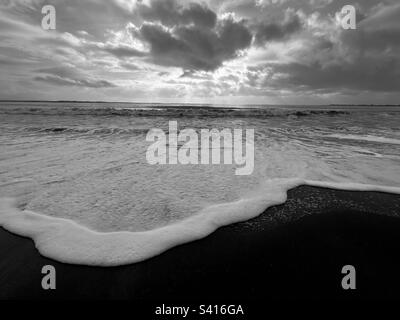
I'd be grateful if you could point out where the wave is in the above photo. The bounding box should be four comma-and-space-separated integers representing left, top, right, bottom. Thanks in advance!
0, 106, 350, 119
21, 126, 149, 136
1, 178, 400, 266
325, 134, 400, 145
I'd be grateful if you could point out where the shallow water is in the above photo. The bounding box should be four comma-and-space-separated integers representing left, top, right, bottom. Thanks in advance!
1, 102, 400, 265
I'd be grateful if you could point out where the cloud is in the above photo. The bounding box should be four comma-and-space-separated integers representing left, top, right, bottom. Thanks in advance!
1, 0, 400, 103
340, 3, 400, 52
253, 8, 304, 45
242, 2, 400, 95
36, 66, 80, 79
34, 75, 116, 88
137, 0, 217, 28
34, 67, 116, 88
308, 0, 333, 8
132, 0, 253, 71
103, 45, 146, 58
254, 59, 400, 93
120, 62, 142, 71
256, 0, 289, 7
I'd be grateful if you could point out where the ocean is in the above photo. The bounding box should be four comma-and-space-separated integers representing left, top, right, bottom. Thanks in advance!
1, 101, 400, 266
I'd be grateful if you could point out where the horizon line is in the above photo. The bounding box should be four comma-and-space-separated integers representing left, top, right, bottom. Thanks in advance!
0, 100, 399, 107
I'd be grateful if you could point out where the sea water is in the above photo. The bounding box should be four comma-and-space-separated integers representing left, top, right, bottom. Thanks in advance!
1, 102, 400, 265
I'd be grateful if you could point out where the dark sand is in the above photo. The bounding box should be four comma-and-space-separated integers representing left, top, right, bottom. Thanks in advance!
1, 186, 400, 301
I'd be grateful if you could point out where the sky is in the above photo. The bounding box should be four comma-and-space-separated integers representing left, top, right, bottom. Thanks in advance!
0, 0, 399, 104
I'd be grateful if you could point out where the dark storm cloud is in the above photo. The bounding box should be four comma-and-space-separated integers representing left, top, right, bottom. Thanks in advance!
253, 9, 304, 45
137, 0, 217, 28
133, 0, 252, 71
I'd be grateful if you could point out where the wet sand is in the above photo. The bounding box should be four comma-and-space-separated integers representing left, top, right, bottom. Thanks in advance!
0, 185, 400, 301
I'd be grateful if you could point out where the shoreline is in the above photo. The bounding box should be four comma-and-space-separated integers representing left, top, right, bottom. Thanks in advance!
1, 185, 400, 300
2, 180, 400, 267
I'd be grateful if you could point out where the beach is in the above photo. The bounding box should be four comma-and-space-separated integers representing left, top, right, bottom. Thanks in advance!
1, 185, 400, 301
1, 0, 400, 308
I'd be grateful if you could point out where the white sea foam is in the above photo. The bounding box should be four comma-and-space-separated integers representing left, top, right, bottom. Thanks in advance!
325, 134, 400, 145
1, 179, 400, 266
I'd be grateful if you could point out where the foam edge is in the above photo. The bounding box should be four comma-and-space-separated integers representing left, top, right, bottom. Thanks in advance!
1, 178, 400, 267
